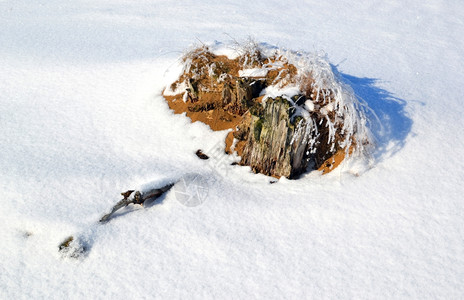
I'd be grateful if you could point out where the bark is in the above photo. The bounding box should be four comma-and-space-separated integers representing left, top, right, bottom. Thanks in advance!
239, 97, 314, 178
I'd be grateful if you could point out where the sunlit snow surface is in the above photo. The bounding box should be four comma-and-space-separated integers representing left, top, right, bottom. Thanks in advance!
1, 1, 464, 299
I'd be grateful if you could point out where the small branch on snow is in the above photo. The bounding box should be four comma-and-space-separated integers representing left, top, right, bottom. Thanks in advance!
58, 183, 174, 258
99, 184, 174, 223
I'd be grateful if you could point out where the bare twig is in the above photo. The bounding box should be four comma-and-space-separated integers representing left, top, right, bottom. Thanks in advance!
99, 183, 174, 223
59, 183, 175, 258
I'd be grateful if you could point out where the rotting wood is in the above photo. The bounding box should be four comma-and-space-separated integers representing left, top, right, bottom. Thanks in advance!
163, 45, 370, 178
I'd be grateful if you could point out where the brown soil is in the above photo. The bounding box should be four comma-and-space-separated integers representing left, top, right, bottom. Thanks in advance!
164, 94, 243, 131
318, 149, 349, 174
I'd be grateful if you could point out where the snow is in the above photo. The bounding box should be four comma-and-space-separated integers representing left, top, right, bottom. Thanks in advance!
238, 68, 268, 78
261, 85, 301, 100
304, 100, 315, 112
1, 0, 464, 299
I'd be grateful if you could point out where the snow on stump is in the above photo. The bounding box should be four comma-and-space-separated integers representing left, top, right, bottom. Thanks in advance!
164, 42, 372, 178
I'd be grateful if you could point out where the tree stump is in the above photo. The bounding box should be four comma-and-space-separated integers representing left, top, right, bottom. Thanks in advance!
163, 43, 371, 178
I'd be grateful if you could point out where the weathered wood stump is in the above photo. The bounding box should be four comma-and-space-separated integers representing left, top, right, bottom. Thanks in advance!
239, 97, 311, 178
163, 44, 371, 178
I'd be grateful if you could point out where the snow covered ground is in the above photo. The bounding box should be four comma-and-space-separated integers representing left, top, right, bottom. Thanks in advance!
1, 0, 464, 298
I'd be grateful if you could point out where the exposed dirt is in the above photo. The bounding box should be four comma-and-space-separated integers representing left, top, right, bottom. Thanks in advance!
164, 93, 243, 131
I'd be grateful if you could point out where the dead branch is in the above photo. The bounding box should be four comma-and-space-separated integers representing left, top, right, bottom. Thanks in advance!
99, 183, 174, 223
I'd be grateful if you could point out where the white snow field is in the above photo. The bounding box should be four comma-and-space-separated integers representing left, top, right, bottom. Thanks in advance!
1, 0, 464, 299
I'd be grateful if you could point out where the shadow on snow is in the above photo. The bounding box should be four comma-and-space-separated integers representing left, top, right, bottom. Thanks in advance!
339, 72, 413, 163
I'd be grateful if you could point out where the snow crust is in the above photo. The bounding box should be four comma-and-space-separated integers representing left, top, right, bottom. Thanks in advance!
1, 0, 464, 299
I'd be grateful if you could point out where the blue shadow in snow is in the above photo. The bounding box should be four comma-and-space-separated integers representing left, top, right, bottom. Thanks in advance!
339, 73, 414, 161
